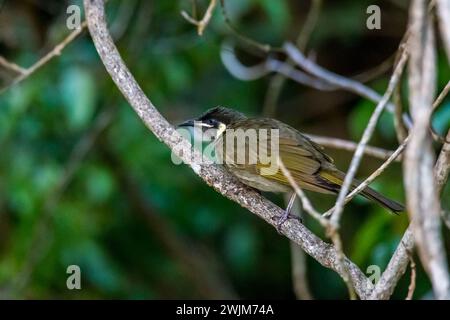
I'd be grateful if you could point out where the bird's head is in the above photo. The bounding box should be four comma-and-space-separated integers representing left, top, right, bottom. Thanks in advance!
178, 107, 246, 142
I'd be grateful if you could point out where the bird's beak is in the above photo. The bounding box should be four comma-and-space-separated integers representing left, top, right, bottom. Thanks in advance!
177, 119, 213, 128
177, 119, 196, 128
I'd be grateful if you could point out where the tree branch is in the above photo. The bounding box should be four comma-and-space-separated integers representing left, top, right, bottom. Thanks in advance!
0, 21, 88, 94
306, 134, 401, 161
284, 43, 409, 124
0, 55, 27, 75
181, 0, 217, 36
220, 42, 335, 90
286, 196, 313, 300
404, 0, 450, 299
436, 0, 450, 61
406, 253, 417, 300
262, 0, 323, 117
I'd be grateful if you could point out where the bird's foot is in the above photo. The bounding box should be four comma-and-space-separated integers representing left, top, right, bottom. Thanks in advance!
271, 211, 302, 234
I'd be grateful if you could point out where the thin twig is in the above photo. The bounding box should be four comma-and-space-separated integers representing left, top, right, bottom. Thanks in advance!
181, 0, 217, 36
0, 55, 26, 75
406, 253, 416, 300
432, 80, 450, 110
109, 0, 138, 40
430, 80, 450, 143
290, 241, 313, 299
322, 136, 408, 219
394, 81, 408, 142
263, 0, 322, 117
352, 54, 395, 83
218, 0, 276, 53
306, 134, 400, 161
393, 36, 410, 143
191, 0, 198, 19
435, 0, 450, 61
286, 195, 313, 300
296, 0, 322, 51
0, 21, 88, 94
328, 232, 357, 299
346, 138, 407, 202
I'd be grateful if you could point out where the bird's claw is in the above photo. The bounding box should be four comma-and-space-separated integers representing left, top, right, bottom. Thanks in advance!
271, 211, 302, 234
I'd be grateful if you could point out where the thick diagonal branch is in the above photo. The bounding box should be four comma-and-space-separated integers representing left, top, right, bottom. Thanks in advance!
404, 0, 450, 300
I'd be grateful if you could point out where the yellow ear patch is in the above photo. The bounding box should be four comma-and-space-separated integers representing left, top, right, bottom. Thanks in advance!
216, 123, 227, 139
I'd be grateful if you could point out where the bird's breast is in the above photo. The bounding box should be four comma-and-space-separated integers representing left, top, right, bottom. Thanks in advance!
225, 166, 290, 193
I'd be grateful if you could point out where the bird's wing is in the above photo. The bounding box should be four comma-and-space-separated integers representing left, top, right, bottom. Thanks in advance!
223, 118, 338, 193
256, 136, 336, 193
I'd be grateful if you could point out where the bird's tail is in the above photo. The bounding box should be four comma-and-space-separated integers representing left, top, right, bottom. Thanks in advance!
319, 170, 404, 213
359, 185, 404, 213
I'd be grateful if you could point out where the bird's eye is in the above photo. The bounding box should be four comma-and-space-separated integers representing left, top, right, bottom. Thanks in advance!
206, 119, 216, 126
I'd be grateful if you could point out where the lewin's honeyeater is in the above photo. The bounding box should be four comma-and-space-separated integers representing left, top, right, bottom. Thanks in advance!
179, 107, 404, 226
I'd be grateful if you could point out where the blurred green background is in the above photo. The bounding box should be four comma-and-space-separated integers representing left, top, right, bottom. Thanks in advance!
0, 0, 449, 299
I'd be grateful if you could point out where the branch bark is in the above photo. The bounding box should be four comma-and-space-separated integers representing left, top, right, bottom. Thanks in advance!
306, 134, 400, 161
83, 0, 373, 299
436, 0, 450, 61
435, 129, 450, 196
368, 227, 414, 299
404, 0, 450, 300
286, 196, 313, 300
370, 126, 450, 300
0, 21, 88, 94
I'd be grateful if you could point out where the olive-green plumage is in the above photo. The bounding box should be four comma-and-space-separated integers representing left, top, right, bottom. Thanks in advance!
180, 107, 404, 213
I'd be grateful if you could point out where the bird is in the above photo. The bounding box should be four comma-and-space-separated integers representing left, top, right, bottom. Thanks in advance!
178, 107, 404, 227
